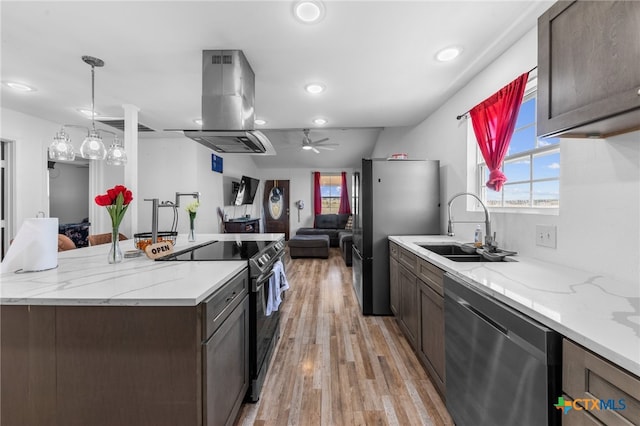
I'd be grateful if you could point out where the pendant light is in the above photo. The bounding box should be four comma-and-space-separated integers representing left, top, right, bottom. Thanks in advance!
106, 135, 127, 166
48, 128, 75, 161
79, 55, 107, 160
49, 56, 127, 166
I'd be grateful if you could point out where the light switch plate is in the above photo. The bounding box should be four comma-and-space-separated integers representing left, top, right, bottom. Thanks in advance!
536, 225, 557, 248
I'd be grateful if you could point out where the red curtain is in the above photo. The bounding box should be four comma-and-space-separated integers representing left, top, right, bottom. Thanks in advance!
470, 72, 529, 192
313, 171, 321, 226
338, 171, 351, 214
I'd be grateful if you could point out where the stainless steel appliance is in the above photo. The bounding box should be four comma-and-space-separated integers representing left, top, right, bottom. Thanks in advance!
157, 237, 286, 402
182, 50, 276, 155
444, 273, 561, 426
352, 159, 440, 315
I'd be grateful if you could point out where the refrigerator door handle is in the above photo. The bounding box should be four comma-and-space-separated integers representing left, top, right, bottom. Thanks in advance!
353, 245, 363, 260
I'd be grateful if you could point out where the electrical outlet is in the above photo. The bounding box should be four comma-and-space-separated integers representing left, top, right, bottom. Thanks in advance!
535, 225, 557, 248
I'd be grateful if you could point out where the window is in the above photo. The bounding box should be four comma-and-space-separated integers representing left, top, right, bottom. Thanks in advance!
319, 174, 342, 214
476, 89, 560, 209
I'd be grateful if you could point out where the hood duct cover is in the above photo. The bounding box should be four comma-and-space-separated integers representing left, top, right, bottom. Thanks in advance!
184, 50, 275, 155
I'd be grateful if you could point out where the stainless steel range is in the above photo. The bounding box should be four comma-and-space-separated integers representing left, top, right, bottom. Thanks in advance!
157, 237, 286, 402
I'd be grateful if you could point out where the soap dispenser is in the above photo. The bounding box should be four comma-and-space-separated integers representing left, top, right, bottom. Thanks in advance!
474, 225, 483, 248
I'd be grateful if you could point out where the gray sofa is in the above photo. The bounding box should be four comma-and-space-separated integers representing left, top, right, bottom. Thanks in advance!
339, 231, 352, 266
296, 214, 351, 247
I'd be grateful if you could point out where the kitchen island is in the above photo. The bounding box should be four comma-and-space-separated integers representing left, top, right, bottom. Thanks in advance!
0, 233, 283, 426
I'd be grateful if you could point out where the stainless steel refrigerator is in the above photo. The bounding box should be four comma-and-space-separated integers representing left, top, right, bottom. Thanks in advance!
352, 159, 441, 315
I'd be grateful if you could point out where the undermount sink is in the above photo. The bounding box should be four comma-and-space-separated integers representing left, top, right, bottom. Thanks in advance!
418, 244, 470, 256
439, 254, 487, 262
419, 244, 517, 262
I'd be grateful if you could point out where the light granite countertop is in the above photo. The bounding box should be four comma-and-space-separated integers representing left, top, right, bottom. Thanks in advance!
390, 235, 640, 378
0, 233, 284, 307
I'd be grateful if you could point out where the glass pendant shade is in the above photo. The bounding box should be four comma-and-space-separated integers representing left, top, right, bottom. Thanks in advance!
48, 56, 126, 166
106, 137, 128, 166
48, 129, 75, 161
80, 130, 107, 160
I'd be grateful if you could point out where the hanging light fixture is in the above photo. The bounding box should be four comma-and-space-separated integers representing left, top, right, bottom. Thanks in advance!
79, 55, 107, 160
48, 128, 75, 161
106, 135, 127, 166
51, 55, 127, 165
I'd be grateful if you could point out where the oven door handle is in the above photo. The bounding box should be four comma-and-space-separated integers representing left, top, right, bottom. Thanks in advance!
255, 271, 275, 315
254, 270, 275, 293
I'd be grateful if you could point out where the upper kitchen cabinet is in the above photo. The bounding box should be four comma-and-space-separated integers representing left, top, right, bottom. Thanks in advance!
537, 0, 640, 138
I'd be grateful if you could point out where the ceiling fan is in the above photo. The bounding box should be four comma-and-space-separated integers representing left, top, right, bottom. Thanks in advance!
301, 128, 338, 153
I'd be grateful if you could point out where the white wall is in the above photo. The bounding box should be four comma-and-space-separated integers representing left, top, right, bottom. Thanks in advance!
137, 137, 260, 236
1, 108, 56, 231
371, 27, 640, 284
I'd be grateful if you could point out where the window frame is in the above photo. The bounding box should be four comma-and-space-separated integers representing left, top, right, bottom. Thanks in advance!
318, 173, 342, 214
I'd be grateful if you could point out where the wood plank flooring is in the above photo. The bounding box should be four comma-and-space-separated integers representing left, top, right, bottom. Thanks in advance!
236, 248, 453, 426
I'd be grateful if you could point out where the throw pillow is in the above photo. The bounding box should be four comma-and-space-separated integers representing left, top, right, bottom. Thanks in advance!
345, 215, 353, 230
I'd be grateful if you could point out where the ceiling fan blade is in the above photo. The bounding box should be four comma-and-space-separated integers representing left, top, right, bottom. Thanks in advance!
314, 142, 338, 147
311, 138, 330, 144
317, 146, 335, 151
311, 147, 320, 154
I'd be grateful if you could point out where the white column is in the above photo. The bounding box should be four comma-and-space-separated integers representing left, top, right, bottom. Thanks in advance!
89, 156, 105, 232
122, 104, 139, 237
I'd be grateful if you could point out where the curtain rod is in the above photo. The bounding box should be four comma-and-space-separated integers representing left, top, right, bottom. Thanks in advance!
456, 65, 538, 120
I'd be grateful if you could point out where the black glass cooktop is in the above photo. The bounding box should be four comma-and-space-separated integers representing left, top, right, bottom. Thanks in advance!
157, 240, 269, 261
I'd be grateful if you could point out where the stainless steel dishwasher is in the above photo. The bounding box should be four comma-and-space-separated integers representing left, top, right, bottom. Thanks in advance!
444, 273, 561, 426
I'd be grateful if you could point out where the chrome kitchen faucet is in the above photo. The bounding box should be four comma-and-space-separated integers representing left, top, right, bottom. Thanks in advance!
144, 192, 200, 244
447, 192, 495, 248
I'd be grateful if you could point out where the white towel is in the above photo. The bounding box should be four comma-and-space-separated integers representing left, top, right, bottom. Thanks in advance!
274, 260, 289, 295
266, 272, 279, 316
265, 260, 289, 316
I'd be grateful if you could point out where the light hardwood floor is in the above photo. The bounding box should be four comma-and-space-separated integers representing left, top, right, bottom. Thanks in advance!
236, 248, 453, 426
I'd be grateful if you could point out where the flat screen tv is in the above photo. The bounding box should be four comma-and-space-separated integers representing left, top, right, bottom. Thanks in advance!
233, 175, 260, 206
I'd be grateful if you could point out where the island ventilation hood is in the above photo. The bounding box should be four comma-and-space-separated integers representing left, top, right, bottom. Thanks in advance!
183, 50, 275, 155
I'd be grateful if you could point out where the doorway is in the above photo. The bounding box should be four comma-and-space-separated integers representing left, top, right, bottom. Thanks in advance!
263, 180, 290, 240
48, 158, 91, 247
48, 160, 89, 224
1, 140, 12, 260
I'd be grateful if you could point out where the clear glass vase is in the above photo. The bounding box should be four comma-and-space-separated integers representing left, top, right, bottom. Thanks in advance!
188, 215, 196, 242
108, 227, 123, 264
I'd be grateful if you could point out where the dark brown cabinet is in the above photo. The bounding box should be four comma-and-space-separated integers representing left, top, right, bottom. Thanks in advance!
537, 1, 640, 138
203, 295, 249, 426
398, 263, 419, 348
224, 218, 260, 233
389, 241, 399, 316
390, 243, 446, 398
418, 279, 445, 396
562, 339, 640, 425
202, 270, 249, 426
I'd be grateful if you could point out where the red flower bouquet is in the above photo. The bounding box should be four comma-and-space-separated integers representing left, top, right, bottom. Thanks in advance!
95, 185, 133, 263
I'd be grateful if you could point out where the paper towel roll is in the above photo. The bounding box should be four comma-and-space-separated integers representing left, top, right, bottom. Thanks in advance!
1, 217, 59, 273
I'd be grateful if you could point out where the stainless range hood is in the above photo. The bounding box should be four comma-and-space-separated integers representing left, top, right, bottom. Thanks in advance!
184, 50, 275, 155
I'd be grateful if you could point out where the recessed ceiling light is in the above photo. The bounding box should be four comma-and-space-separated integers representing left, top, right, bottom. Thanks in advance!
435, 46, 462, 62
305, 83, 325, 94
3, 81, 36, 92
294, 1, 325, 24
313, 118, 328, 125
254, 119, 267, 125
194, 118, 203, 126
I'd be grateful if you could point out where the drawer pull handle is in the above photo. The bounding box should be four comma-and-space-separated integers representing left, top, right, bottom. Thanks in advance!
225, 291, 237, 304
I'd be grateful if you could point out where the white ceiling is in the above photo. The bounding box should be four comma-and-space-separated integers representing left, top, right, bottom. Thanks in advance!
1, 0, 552, 169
